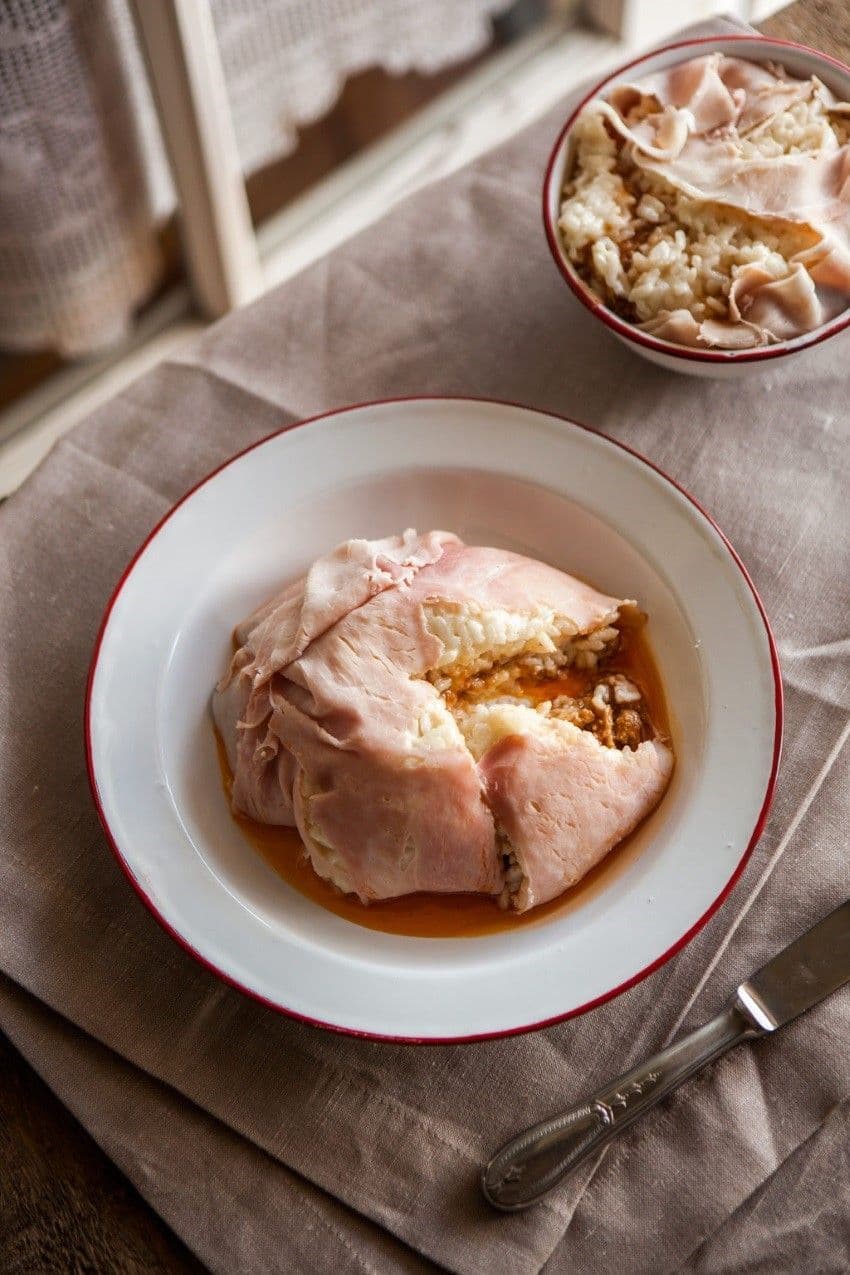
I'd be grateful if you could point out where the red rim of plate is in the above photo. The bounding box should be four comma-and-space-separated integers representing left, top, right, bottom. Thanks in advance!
542, 34, 850, 365
85, 396, 784, 1044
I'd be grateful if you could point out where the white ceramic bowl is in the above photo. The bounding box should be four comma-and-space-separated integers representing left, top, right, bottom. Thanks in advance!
86, 399, 782, 1041
543, 35, 850, 378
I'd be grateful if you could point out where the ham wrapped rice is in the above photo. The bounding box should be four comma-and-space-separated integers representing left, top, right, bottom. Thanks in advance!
559, 53, 850, 349
213, 531, 673, 912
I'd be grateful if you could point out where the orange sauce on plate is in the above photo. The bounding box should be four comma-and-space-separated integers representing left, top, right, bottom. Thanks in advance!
216, 621, 670, 938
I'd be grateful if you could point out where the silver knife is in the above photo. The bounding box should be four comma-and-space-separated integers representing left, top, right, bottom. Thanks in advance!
482, 898, 850, 1211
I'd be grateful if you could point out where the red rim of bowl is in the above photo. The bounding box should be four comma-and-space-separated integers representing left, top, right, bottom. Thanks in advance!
542, 34, 850, 365
85, 395, 784, 1044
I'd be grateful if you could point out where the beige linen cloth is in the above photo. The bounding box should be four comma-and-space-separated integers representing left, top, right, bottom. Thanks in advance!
2, 16, 849, 1273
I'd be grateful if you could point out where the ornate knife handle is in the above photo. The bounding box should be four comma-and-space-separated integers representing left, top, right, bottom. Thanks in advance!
482, 1001, 762, 1211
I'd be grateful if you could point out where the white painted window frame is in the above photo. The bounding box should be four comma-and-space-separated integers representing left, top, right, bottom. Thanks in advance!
129, 0, 263, 318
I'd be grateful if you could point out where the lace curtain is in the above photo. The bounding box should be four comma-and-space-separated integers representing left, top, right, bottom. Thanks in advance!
0, 0, 512, 356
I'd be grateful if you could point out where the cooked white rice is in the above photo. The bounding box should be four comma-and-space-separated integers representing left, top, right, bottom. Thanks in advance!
404, 603, 625, 758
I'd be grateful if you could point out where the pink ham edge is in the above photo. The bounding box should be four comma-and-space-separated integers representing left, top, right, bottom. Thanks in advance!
213, 532, 674, 910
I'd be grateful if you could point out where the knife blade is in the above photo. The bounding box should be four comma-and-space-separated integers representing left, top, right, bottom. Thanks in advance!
737, 898, 850, 1030
483, 898, 850, 1211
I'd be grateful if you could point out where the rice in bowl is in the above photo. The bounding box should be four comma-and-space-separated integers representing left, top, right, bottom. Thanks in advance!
558, 53, 850, 351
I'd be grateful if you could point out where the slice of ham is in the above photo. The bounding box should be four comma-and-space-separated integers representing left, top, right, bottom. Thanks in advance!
602, 54, 747, 158
606, 54, 816, 161
640, 309, 765, 349
229, 527, 456, 689
728, 260, 822, 340
214, 528, 456, 818
480, 727, 672, 911
213, 532, 673, 911
594, 99, 692, 163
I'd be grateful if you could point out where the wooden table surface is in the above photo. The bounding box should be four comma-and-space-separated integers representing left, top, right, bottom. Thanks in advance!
2, 3, 847, 1271
0, 1029, 204, 1273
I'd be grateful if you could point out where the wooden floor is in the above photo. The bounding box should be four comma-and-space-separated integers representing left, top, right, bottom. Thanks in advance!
0, 1029, 203, 1274
1, 2, 847, 1270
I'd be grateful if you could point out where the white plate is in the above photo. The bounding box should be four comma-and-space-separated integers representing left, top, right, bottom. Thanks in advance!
86, 398, 782, 1042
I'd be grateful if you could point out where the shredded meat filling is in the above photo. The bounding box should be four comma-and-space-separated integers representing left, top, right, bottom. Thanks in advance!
549, 674, 649, 751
